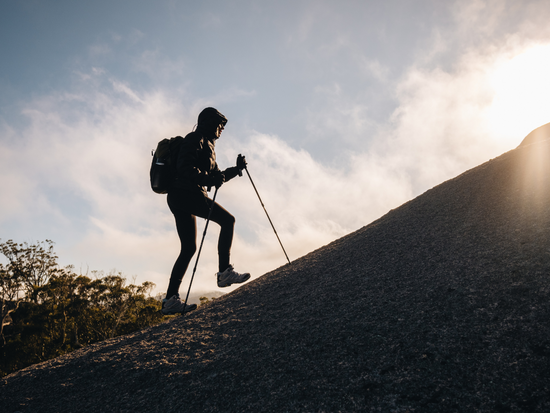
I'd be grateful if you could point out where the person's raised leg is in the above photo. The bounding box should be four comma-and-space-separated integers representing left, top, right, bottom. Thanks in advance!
190, 195, 250, 288
201, 199, 235, 272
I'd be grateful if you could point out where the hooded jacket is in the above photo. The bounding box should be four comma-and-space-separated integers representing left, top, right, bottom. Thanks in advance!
171, 130, 240, 196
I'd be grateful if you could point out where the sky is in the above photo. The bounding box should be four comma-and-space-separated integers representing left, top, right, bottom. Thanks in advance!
1, 0, 550, 299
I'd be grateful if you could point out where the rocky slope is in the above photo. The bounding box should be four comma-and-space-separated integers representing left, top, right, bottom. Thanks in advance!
2, 134, 550, 412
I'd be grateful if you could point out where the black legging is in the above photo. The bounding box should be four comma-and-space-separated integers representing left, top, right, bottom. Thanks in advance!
165, 189, 235, 298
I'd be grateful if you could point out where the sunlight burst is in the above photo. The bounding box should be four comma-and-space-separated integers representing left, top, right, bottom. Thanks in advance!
487, 44, 550, 145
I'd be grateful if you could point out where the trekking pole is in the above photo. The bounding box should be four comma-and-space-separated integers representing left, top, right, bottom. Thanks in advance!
244, 167, 291, 265
181, 186, 219, 317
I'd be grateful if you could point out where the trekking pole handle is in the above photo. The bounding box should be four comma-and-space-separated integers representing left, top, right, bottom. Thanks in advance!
237, 153, 246, 177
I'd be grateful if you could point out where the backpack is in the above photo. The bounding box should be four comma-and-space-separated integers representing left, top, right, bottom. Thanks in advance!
150, 136, 183, 194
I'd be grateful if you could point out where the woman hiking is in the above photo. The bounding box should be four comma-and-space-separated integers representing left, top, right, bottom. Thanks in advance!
162, 107, 250, 315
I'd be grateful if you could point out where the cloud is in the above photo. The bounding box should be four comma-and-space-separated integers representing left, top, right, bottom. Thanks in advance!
214, 131, 415, 280
0, 68, 413, 297
384, 39, 550, 190
361, 58, 390, 82
3, 0, 550, 299
302, 0, 550, 195
5, 41, 549, 296
0, 69, 192, 280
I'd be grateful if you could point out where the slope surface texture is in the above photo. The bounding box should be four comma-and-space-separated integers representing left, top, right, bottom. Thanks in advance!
2, 138, 550, 412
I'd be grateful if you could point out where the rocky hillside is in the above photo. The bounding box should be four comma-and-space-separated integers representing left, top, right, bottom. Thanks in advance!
2, 131, 550, 412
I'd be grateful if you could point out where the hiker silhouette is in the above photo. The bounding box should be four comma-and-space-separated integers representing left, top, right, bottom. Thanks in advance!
161, 107, 250, 315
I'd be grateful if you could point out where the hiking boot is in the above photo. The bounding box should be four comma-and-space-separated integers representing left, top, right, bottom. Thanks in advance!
161, 294, 197, 315
216, 265, 251, 288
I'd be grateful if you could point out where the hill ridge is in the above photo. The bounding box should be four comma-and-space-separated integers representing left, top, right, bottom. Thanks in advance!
2, 137, 550, 412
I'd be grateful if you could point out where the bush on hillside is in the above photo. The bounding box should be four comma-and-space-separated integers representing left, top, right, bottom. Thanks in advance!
0, 239, 166, 377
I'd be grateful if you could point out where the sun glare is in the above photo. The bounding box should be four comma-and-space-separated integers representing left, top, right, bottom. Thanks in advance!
487, 44, 550, 146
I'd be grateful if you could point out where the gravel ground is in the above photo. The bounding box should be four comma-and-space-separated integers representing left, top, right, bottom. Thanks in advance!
2, 137, 550, 412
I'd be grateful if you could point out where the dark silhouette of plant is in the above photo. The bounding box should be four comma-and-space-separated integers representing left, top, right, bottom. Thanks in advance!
0, 240, 58, 304
0, 240, 166, 377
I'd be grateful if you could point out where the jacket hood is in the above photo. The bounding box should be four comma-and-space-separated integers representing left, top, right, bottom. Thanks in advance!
197, 107, 228, 128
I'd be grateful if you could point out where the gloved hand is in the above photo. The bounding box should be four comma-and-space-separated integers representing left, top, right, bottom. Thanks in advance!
236, 154, 247, 172
208, 171, 225, 189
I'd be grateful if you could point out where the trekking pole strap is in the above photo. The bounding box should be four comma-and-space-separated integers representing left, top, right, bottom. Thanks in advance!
244, 168, 291, 264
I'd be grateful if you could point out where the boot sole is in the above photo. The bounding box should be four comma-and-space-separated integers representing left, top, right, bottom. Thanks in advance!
217, 273, 250, 288
161, 304, 197, 315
